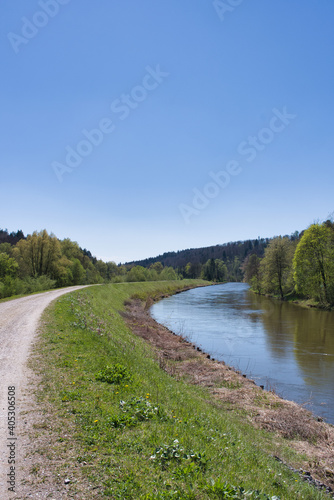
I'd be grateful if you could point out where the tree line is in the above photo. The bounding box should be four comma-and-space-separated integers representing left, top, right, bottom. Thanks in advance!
0, 229, 178, 299
243, 220, 334, 307
2, 221, 333, 306
1, 228, 269, 299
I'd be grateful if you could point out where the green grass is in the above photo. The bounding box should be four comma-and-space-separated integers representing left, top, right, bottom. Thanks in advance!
32, 280, 328, 499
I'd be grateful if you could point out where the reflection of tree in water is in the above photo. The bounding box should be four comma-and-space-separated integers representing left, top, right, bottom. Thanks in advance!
292, 308, 334, 388
248, 292, 292, 358
256, 290, 334, 389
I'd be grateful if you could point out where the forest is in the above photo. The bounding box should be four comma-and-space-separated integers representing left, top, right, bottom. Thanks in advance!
1, 220, 334, 307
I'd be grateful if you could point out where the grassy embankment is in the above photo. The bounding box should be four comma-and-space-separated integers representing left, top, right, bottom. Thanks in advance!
28, 280, 330, 499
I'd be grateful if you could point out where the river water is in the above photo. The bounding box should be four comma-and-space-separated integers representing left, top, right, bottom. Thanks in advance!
151, 283, 334, 424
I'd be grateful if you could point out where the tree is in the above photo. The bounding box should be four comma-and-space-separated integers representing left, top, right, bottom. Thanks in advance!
53, 255, 74, 287
293, 223, 334, 305
71, 259, 86, 285
0, 243, 13, 256
229, 256, 242, 282
95, 259, 108, 280
202, 258, 216, 281
14, 230, 61, 277
60, 238, 82, 261
201, 258, 226, 282
160, 266, 178, 280
126, 266, 147, 282
0, 253, 18, 279
184, 262, 202, 279
105, 262, 120, 280
260, 237, 295, 299
149, 262, 163, 274
215, 259, 227, 282
85, 261, 103, 284
242, 254, 262, 292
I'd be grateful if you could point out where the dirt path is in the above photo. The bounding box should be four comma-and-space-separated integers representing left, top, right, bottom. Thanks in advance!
0, 286, 93, 498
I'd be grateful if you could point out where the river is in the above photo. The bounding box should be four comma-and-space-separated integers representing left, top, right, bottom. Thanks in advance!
150, 283, 334, 424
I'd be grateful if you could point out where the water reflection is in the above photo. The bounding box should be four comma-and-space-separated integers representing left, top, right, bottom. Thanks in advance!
151, 283, 334, 423
259, 297, 334, 380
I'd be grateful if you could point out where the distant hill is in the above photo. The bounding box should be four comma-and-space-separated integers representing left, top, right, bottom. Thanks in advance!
125, 237, 273, 269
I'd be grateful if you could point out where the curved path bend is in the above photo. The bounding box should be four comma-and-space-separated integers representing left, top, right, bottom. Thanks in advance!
0, 286, 93, 497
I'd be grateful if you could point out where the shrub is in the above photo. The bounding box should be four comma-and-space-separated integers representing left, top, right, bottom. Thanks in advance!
22, 275, 56, 293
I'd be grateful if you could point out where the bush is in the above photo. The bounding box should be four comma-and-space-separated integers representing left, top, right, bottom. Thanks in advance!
22, 275, 57, 293
0, 276, 57, 299
0, 277, 25, 298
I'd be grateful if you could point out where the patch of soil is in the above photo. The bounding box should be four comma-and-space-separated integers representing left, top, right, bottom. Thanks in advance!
123, 296, 334, 492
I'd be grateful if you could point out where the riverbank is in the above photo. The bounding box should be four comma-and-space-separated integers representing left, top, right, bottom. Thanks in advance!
17, 281, 333, 498
250, 288, 334, 311
288, 296, 334, 311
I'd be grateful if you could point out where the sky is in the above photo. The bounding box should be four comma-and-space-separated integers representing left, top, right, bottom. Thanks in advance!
1, 1, 333, 263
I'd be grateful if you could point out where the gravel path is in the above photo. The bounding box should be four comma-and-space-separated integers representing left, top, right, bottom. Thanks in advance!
0, 286, 92, 498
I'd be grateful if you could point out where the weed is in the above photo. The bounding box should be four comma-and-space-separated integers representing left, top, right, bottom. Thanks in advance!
95, 363, 132, 385
204, 478, 281, 499
106, 396, 163, 428
120, 396, 163, 421
60, 390, 82, 402
220, 380, 243, 390
150, 439, 208, 470
142, 490, 196, 499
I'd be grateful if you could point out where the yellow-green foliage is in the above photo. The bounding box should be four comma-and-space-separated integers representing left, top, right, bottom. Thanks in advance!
293, 223, 334, 306
0, 229, 185, 299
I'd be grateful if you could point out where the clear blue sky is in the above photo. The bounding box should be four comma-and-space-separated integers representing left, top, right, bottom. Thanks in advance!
1, 1, 333, 263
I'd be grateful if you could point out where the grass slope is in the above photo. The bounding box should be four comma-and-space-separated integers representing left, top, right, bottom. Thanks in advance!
29, 281, 329, 499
